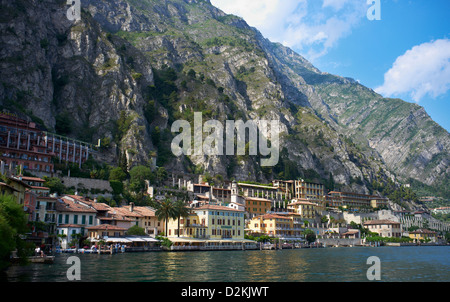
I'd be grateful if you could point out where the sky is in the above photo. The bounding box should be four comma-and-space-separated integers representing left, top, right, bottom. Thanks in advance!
210, 0, 450, 132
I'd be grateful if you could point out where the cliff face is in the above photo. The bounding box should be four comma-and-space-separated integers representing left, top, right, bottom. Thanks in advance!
1, 0, 448, 195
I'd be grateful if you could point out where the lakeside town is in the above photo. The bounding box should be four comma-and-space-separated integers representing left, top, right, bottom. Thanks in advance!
0, 112, 449, 264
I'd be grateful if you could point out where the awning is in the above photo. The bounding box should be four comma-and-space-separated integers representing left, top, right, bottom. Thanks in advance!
125, 237, 146, 242
141, 237, 160, 242
105, 238, 132, 243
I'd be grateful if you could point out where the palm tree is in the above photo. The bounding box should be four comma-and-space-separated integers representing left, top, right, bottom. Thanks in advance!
155, 197, 177, 236
173, 200, 190, 237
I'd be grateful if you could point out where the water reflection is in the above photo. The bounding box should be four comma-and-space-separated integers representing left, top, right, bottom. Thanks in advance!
5, 246, 449, 282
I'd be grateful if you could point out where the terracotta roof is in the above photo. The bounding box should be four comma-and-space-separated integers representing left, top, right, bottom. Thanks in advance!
196, 204, 243, 212
57, 224, 85, 228
30, 186, 50, 190
64, 195, 94, 203
255, 213, 290, 220
245, 197, 272, 202
86, 224, 127, 231
410, 229, 437, 234
114, 206, 143, 217
342, 230, 360, 235
133, 206, 156, 217
82, 200, 111, 212
55, 198, 97, 213
288, 199, 317, 206
20, 176, 45, 182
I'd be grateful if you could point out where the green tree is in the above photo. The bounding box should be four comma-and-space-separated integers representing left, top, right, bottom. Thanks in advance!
129, 165, 154, 194
109, 180, 124, 196
109, 167, 127, 182
155, 198, 177, 236
302, 229, 316, 244
0, 193, 32, 270
156, 167, 168, 185
126, 225, 146, 236
173, 200, 190, 237
43, 177, 65, 196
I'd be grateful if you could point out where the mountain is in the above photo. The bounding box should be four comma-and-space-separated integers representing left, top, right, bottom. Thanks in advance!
1, 0, 448, 198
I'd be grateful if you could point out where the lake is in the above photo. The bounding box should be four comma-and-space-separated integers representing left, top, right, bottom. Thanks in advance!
4, 246, 449, 282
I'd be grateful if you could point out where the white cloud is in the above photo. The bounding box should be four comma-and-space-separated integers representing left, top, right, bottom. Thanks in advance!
210, 0, 366, 62
375, 39, 450, 102
322, 0, 351, 11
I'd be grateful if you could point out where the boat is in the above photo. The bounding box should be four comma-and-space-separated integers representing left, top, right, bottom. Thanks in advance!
11, 255, 55, 264
29, 256, 55, 264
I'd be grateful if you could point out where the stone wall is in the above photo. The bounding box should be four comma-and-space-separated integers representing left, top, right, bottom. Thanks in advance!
60, 176, 113, 193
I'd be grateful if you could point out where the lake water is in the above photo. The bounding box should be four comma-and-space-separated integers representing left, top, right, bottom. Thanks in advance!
4, 246, 449, 282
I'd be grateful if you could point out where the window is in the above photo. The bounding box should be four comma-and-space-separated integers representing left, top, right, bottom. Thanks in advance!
65, 214, 69, 224
89, 216, 93, 225
58, 214, 62, 224
73, 215, 78, 224
82, 215, 86, 224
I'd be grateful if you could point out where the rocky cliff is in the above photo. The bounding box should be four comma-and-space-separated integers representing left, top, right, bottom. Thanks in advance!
1, 0, 448, 197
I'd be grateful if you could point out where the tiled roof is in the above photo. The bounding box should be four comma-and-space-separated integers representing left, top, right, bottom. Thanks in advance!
409, 229, 437, 234
55, 198, 97, 213
254, 213, 290, 220
57, 224, 84, 228
245, 196, 272, 202
288, 199, 317, 206
82, 200, 112, 212
20, 176, 45, 182
133, 206, 156, 217
196, 204, 243, 212
86, 224, 127, 231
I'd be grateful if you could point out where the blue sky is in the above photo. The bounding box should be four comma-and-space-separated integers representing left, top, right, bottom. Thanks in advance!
210, 0, 450, 132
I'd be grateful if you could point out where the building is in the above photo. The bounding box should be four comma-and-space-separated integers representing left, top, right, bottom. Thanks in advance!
294, 179, 325, 203
363, 219, 402, 238
247, 213, 302, 239
167, 204, 245, 240
112, 203, 162, 236
432, 207, 450, 215
0, 112, 95, 176
0, 113, 54, 174
327, 191, 388, 209
20, 176, 55, 223
408, 229, 438, 243
5, 176, 31, 205
287, 199, 319, 219
86, 224, 127, 241
56, 196, 97, 248
272, 180, 295, 200
245, 196, 272, 219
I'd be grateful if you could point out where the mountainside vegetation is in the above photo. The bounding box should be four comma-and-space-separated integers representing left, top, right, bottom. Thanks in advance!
0, 0, 448, 204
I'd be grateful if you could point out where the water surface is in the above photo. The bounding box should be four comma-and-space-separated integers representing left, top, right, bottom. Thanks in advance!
5, 246, 449, 282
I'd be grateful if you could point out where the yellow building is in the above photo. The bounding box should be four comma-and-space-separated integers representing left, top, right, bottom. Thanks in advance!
363, 219, 402, 238
247, 213, 299, 239
86, 224, 127, 240
287, 199, 318, 219
409, 229, 438, 242
5, 176, 31, 205
327, 191, 388, 209
295, 180, 324, 201
167, 204, 245, 240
